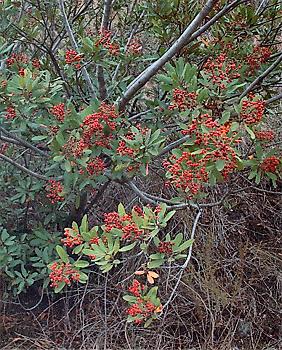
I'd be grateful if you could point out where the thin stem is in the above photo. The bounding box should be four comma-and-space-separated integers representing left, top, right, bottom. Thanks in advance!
162, 209, 202, 310
57, 0, 96, 97
0, 153, 50, 181
0, 127, 49, 157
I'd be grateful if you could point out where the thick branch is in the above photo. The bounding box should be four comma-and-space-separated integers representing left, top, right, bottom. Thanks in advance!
118, 0, 244, 110
101, 0, 113, 30
97, 0, 113, 100
57, 0, 96, 97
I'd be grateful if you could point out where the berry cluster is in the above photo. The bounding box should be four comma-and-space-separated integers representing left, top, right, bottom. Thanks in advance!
95, 30, 120, 55
240, 95, 265, 124
203, 53, 241, 90
164, 114, 239, 197
5, 106, 16, 120
85, 157, 105, 176
6, 53, 28, 67
260, 156, 280, 173
62, 227, 83, 248
128, 279, 144, 297
117, 136, 135, 157
127, 38, 142, 55
104, 210, 144, 241
0, 143, 8, 154
80, 103, 117, 149
255, 130, 274, 142
63, 103, 118, 159
49, 262, 80, 288
169, 89, 197, 111
158, 241, 174, 255
32, 58, 41, 69
246, 46, 271, 73
65, 49, 83, 69
50, 103, 65, 122
126, 280, 160, 325
46, 180, 64, 204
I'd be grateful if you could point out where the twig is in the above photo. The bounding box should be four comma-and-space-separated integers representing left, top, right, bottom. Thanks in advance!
265, 92, 282, 104
0, 127, 49, 157
239, 53, 282, 99
0, 153, 50, 181
83, 179, 111, 215
112, 10, 146, 82
162, 209, 202, 310
158, 136, 190, 157
57, 0, 96, 97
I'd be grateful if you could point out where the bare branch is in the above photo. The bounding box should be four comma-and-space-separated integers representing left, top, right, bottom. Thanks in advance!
265, 92, 282, 104
162, 209, 202, 310
0, 127, 49, 157
97, 0, 113, 100
118, 0, 244, 110
101, 0, 113, 30
239, 52, 282, 99
0, 153, 50, 181
57, 0, 96, 97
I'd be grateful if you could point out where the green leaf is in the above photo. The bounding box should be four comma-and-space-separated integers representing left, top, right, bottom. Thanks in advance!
74, 260, 89, 268
123, 295, 137, 302
173, 233, 183, 247
163, 210, 176, 223
148, 259, 164, 269
245, 125, 255, 140
117, 203, 126, 216
79, 271, 89, 282
174, 239, 194, 252
56, 246, 69, 263
215, 159, 225, 171
220, 111, 230, 125
64, 160, 72, 173
54, 281, 66, 293
80, 215, 88, 233
119, 242, 136, 252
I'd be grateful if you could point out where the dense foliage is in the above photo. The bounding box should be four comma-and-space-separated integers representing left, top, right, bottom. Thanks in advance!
0, 0, 281, 333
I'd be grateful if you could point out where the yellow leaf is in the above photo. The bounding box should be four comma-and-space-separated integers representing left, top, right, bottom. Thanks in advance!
135, 270, 145, 275
148, 271, 159, 279
147, 275, 155, 284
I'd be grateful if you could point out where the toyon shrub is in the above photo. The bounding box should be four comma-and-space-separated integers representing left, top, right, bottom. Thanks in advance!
0, 0, 281, 327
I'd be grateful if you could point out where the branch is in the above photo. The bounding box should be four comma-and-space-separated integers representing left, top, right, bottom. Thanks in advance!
187, 0, 245, 44
83, 179, 111, 215
239, 52, 282, 99
127, 180, 228, 210
101, 0, 113, 30
112, 10, 146, 82
158, 136, 190, 157
57, 0, 96, 97
162, 209, 202, 310
0, 127, 49, 157
127, 181, 156, 205
265, 92, 282, 104
118, 0, 244, 110
0, 153, 50, 181
97, 0, 113, 100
